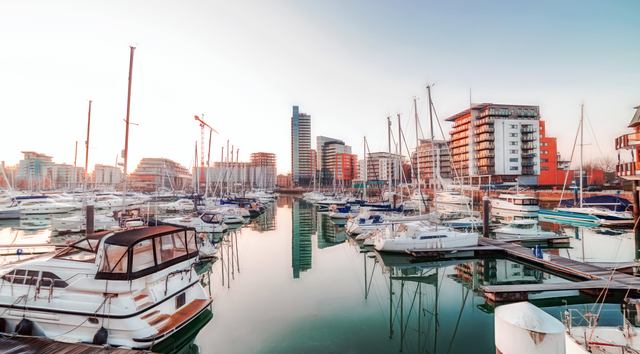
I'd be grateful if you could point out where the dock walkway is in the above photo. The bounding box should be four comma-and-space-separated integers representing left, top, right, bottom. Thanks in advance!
0, 334, 153, 354
478, 238, 640, 301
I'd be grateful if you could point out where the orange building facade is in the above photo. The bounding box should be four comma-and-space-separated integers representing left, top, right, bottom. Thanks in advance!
334, 153, 358, 182
538, 120, 574, 186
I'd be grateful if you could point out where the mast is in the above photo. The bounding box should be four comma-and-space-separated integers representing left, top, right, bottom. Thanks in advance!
84, 100, 92, 191
363, 136, 368, 200
427, 85, 437, 212
387, 116, 392, 199
579, 103, 584, 208
73, 141, 78, 189
414, 97, 422, 209
397, 113, 402, 156
121, 45, 135, 209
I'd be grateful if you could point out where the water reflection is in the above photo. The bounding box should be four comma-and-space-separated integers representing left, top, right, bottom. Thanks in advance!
291, 199, 314, 278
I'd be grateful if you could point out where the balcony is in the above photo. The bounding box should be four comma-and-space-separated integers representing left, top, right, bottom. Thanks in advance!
521, 126, 536, 133
475, 133, 494, 143
616, 161, 640, 178
475, 126, 494, 134
522, 167, 536, 175
521, 152, 536, 158
522, 143, 537, 150
522, 160, 537, 167
615, 132, 640, 150
521, 134, 537, 142
474, 142, 495, 151
474, 117, 494, 127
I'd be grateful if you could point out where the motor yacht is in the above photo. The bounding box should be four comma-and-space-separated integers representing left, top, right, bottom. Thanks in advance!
0, 225, 213, 351
435, 190, 472, 206
373, 222, 479, 253
493, 219, 556, 239
52, 213, 119, 233
162, 212, 228, 233
539, 207, 634, 226
490, 193, 539, 221
18, 198, 77, 215
157, 199, 195, 213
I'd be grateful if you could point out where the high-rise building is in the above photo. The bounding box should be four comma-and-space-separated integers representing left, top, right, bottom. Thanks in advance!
129, 158, 192, 192
316, 136, 352, 185
291, 106, 312, 186
250, 152, 277, 189
411, 139, 452, 187
360, 152, 404, 184
292, 199, 313, 279
447, 103, 541, 185
334, 153, 358, 183
50, 164, 85, 189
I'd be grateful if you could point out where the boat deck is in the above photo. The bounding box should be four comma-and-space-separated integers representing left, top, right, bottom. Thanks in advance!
0, 334, 154, 353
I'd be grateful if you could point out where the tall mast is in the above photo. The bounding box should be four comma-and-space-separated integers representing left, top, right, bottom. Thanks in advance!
85, 100, 92, 191
363, 136, 368, 200
414, 97, 421, 191
387, 116, 392, 198
579, 103, 584, 208
73, 141, 78, 189
397, 113, 402, 157
427, 84, 437, 211
122, 46, 135, 209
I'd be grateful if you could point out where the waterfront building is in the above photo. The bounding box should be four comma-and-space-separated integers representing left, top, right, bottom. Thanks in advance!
362, 152, 403, 185
316, 136, 352, 186
50, 164, 86, 189
411, 139, 452, 188
446, 103, 541, 185
93, 164, 123, 189
616, 105, 640, 182
129, 157, 192, 192
538, 120, 574, 186
334, 153, 358, 183
276, 174, 292, 188
16, 151, 54, 190
291, 106, 312, 186
250, 152, 277, 189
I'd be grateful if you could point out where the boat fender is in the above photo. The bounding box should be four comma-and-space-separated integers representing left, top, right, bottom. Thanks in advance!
15, 318, 34, 335
93, 326, 109, 345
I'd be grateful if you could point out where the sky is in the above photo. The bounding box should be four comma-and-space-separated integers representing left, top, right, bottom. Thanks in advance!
0, 0, 639, 174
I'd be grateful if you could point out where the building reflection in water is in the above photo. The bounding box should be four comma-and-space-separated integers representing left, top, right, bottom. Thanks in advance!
250, 203, 277, 232
292, 199, 314, 278
316, 213, 347, 249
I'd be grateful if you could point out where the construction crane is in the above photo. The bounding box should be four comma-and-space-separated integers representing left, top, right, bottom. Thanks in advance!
194, 115, 218, 195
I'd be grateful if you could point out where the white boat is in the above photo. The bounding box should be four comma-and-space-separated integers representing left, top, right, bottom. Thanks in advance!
490, 193, 540, 221
18, 198, 77, 215
52, 213, 119, 233
157, 198, 195, 213
0, 225, 213, 350
494, 302, 565, 354
302, 192, 326, 203
0, 229, 55, 255
163, 212, 228, 233
442, 216, 483, 230
540, 207, 634, 226
373, 222, 479, 253
0, 204, 21, 220
435, 190, 471, 206
494, 219, 556, 239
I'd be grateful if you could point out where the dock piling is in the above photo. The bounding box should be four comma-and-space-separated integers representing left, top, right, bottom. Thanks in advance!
482, 196, 490, 238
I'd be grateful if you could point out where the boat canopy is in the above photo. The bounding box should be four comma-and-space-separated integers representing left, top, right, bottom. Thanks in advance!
96, 225, 199, 281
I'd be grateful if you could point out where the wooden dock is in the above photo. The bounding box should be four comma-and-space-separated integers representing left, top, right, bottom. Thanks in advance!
478, 238, 640, 302
0, 334, 154, 353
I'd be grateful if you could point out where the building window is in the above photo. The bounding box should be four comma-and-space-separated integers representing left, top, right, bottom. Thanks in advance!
509, 158, 518, 162
509, 133, 518, 137
510, 149, 518, 154
510, 166, 518, 171
510, 141, 518, 146
510, 124, 518, 129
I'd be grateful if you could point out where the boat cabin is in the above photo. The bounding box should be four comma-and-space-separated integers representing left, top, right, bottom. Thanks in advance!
498, 194, 539, 206
96, 226, 198, 280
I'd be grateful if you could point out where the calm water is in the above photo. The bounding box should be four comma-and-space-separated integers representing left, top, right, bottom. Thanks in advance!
195, 197, 639, 354
0, 199, 637, 353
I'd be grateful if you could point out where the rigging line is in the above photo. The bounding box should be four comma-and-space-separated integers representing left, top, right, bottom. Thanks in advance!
430, 98, 463, 181
585, 113, 605, 160
558, 117, 582, 207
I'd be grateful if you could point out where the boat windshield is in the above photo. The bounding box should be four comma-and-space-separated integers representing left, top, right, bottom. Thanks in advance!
512, 223, 535, 229
54, 233, 106, 262
514, 199, 538, 206
96, 226, 198, 280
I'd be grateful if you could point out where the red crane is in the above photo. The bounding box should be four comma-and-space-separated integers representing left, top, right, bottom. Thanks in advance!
194, 115, 218, 194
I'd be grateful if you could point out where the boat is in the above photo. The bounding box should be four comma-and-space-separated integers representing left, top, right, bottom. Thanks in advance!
373, 222, 479, 253
328, 204, 355, 219
541, 104, 634, 227
490, 193, 540, 221
442, 216, 483, 230
157, 198, 195, 213
0, 225, 213, 351
493, 219, 556, 239
162, 212, 228, 233
17, 198, 77, 215
52, 213, 119, 233
435, 190, 472, 206
494, 302, 565, 354
0, 229, 55, 255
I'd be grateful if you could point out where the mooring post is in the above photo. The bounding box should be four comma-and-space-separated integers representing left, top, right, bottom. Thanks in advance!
85, 205, 94, 235
482, 196, 490, 238
633, 181, 639, 227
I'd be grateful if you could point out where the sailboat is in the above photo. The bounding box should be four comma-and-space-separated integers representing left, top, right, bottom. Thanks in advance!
539, 105, 633, 226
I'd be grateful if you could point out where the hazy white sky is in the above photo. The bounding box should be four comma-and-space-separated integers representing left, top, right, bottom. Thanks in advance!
1, 0, 639, 173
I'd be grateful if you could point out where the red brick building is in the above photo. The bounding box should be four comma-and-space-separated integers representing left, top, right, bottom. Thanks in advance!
334, 153, 358, 182
539, 120, 574, 186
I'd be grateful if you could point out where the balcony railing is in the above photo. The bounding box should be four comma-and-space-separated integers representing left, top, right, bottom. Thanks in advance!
521, 134, 537, 142
615, 132, 640, 150
616, 161, 640, 177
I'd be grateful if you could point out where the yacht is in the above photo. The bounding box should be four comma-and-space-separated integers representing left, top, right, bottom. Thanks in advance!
18, 198, 77, 215
539, 207, 634, 226
162, 212, 228, 233
0, 225, 213, 351
157, 199, 195, 213
373, 222, 479, 253
490, 193, 539, 221
435, 190, 472, 206
493, 219, 556, 239
52, 213, 119, 233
